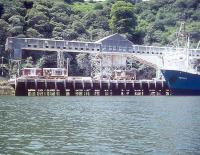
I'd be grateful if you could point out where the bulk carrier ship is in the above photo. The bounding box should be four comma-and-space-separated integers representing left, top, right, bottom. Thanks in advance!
161, 23, 200, 95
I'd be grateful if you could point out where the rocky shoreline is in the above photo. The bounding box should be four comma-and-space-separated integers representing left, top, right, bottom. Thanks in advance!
0, 80, 14, 96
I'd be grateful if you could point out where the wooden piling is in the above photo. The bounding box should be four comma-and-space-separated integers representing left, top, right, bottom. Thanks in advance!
11, 78, 169, 96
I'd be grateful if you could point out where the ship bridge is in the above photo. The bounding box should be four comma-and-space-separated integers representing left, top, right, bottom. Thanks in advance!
5, 34, 200, 78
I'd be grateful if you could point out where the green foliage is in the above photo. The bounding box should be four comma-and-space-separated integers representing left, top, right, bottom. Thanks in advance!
135, 0, 200, 46
8, 26, 24, 36
35, 57, 45, 68
64, 0, 84, 4
23, 1, 34, 9
0, 0, 198, 46
23, 57, 34, 68
109, 1, 136, 34
9, 61, 19, 77
8, 15, 25, 27
0, 2, 4, 17
72, 21, 85, 34
72, 2, 95, 13
94, 3, 103, 10
26, 28, 41, 38
0, 0, 199, 78
0, 19, 9, 41
76, 53, 91, 76
51, 2, 72, 15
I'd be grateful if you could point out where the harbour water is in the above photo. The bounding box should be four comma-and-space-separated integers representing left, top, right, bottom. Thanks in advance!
0, 96, 200, 154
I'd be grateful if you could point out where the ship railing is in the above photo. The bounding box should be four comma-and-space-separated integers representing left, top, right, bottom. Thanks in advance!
133, 45, 200, 53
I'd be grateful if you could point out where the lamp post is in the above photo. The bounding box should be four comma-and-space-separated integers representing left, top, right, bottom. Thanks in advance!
66, 58, 69, 77
1, 56, 3, 76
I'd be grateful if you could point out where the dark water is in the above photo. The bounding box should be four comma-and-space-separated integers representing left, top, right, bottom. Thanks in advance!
0, 96, 200, 155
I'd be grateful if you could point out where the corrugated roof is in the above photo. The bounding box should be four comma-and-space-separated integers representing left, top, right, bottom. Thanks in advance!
95, 33, 133, 45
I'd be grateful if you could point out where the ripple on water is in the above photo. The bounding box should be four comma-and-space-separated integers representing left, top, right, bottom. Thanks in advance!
25, 140, 44, 150
0, 96, 200, 154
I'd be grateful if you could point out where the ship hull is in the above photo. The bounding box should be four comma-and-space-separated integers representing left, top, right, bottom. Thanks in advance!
161, 69, 200, 95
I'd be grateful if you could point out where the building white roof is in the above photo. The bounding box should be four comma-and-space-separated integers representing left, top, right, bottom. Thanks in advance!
96, 33, 134, 47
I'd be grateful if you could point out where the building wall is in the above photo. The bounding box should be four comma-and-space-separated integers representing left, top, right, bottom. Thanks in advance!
102, 55, 127, 67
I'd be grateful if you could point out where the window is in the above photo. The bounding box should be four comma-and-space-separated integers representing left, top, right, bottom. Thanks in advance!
51, 46, 54, 48
25, 70, 30, 76
33, 45, 37, 48
45, 46, 49, 48
28, 44, 31, 47
30, 69, 36, 75
63, 47, 66, 49
55, 70, 62, 75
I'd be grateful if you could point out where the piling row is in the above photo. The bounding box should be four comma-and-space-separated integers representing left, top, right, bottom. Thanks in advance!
10, 79, 170, 96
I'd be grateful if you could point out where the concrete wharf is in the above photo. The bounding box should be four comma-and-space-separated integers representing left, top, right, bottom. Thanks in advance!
10, 78, 169, 96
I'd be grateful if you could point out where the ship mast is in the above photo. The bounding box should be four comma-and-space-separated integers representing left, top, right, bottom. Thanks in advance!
186, 36, 190, 72
182, 23, 191, 72
177, 22, 191, 72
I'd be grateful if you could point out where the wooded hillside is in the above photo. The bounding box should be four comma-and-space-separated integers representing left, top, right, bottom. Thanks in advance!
0, 0, 199, 77
0, 0, 199, 55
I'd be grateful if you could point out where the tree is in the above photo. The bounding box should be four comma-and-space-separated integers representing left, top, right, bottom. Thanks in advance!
76, 53, 91, 76
26, 28, 42, 38
0, 2, 4, 17
94, 3, 103, 10
23, 57, 34, 68
51, 2, 72, 15
8, 26, 23, 36
8, 15, 25, 27
72, 21, 85, 34
35, 57, 45, 68
26, 11, 53, 37
23, 1, 33, 9
64, 0, 84, 4
109, 1, 136, 34
0, 19, 9, 42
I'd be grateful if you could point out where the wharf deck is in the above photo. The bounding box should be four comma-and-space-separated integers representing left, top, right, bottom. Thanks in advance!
9, 78, 169, 96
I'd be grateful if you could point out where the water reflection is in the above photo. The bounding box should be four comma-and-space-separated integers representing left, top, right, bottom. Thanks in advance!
0, 96, 200, 154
